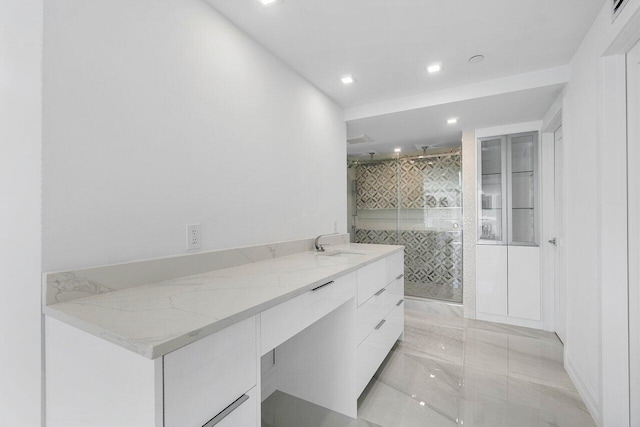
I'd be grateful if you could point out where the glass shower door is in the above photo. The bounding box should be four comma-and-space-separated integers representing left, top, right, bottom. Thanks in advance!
353, 153, 463, 303
398, 155, 463, 302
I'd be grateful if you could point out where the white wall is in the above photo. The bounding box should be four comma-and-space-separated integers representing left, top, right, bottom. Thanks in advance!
0, 0, 43, 425
42, 0, 346, 272
561, 0, 640, 424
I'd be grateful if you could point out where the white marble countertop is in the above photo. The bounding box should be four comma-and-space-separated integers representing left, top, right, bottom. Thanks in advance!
43, 243, 403, 359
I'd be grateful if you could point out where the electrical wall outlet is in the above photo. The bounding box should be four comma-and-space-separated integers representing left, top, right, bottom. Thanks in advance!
186, 224, 202, 250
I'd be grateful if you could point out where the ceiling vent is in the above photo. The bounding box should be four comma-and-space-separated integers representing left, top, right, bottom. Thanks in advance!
347, 135, 373, 144
612, 0, 628, 21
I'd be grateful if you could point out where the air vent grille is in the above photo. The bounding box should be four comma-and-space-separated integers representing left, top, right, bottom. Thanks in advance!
612, 0, 628, 21
347, 135, 373, 144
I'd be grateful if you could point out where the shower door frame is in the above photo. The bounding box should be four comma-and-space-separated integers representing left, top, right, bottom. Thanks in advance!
353, 151, 464, 304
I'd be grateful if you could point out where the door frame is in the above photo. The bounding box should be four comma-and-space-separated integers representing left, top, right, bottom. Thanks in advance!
541, 110, 563, 335
601, 10, 640, 426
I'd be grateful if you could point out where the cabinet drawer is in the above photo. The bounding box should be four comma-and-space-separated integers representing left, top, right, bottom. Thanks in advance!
207, 386, 258, 427
356, 301, 404, 396
164, 316, 257, 427
357, 259, 387, 306
386, 251, 404, 285
357, 278, 404, 345
260, 272, 356, 355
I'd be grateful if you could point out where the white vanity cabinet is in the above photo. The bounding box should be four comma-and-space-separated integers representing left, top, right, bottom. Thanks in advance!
356, 252, 405, 395
44, 245, 404, 426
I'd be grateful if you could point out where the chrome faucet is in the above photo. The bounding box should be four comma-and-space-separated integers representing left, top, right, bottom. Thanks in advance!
314, 233, 336, 252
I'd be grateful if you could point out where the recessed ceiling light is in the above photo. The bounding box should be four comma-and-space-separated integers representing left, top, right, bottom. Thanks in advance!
394, 148, 402, 153
259, 0, 281, 5
427, 63, 442, 74
447, 118, 458, 125
341, 75, 356, 85
469, 55, 485, 64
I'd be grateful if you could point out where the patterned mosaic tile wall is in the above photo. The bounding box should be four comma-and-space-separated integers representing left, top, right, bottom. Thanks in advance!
354, 154, 463, 303
356, 155, 462, 210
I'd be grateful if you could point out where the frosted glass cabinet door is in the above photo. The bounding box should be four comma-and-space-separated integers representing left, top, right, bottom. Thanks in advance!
478, 137, 506, 243
508, 133, 538, 246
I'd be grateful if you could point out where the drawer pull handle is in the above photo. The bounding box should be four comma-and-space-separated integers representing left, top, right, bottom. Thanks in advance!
396, 274, 404, 280
374, 288, 386, 296
375, 319, 386, 330
203, 394, 249, 427
396, 299, 404, 306
312, 280, 334, 291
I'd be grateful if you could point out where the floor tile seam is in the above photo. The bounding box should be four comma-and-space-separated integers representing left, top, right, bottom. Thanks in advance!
468, 322, 560, 342
394, 346, 464, 372
506, 371, 579, 393
398, 345, 464, 366
404, 321, 469, 336
373, 373, 464, 404
394, 345, 466, 368
502, 370, 585, 396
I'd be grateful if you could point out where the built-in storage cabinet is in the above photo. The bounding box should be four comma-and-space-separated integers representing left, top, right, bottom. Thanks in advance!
478, 132, 538, 246
476, 132, 542, 327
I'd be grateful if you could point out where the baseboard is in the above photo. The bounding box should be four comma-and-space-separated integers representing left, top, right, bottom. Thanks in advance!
564, 353, 601, 426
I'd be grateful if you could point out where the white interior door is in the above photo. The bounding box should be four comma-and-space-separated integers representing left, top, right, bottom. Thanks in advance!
553, 126, 567, 344
627, 38, 640, 427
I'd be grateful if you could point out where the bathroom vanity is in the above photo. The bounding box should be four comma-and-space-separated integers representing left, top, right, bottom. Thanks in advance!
43, 237, 404, 427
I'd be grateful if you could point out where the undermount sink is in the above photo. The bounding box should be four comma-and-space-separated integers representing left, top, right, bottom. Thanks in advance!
317, 249, 368, 259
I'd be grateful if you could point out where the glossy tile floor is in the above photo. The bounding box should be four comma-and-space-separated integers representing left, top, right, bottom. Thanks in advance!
357, 303, 596, 427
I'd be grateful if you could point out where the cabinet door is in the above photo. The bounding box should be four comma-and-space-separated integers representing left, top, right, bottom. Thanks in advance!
507, 246, 541, 320
477, 137, 507, 244
507, 132, 538, 246
476, 245, 508, 316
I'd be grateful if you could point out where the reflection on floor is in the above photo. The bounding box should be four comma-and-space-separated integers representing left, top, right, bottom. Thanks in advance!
262, 304, 596, 426
358, 306, 596, 427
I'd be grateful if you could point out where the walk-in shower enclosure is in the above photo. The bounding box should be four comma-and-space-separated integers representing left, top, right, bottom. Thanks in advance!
351, 152, 463, 303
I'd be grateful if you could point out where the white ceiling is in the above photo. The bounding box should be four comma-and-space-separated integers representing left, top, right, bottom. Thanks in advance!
206, 0, 602, 108
346, 84, 563, 155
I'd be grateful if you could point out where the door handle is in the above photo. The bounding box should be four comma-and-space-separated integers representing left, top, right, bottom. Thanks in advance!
312, 280, 334, 291
374, 288, 386, 296
548, 238, 557, 246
